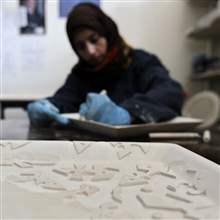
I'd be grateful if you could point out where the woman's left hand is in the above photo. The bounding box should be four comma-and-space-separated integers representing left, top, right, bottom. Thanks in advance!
79, 93, 131, 125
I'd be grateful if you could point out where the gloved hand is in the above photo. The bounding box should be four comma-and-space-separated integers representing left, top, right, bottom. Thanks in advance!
27, 99, 70, 127
79, 93, 131, 125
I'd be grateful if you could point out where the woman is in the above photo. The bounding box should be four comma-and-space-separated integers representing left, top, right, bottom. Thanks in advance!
27, 3, 184, 127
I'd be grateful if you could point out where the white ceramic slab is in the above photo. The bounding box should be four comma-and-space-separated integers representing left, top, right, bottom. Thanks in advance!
1, 140, 219, 219
62, 113, 203, 138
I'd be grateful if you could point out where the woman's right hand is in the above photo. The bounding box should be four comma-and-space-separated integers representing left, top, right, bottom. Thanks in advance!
27, 99, 69, 127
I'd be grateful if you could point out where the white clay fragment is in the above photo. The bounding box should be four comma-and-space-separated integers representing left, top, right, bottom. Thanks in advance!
79, 166, 96, 176
112, 187, 122, 204
20, 173, 35, 176
24, 161, 56, 166
119, 176, 148, 187
73, 142, 92, 154
186, 169, 197, 179
150, 171, 176, 179
178, 182, 196, 190
166, 193, 192, 203
91, 172, 114, 182
195, 205, 215, 210
117, 150, 132, 160
33, 175, 44, 185
114, 142, 125, 149
136, 194, 199, 220
187, 189, 206, 196
77, 184, 99, 196
136, 194, 187, 214
105, 167, 120, 172
41, 182, 66, 191
130, 143, 147, 154
140, 186, 153, 193
109, 142, 116, 148
52, 168, 70, 177
136, 165, 149, 174
73, 164, 87, 172
186, 169, 197, 175
109, 142, 124, 148
91, 164, 103, 172
10, 142, 30, 150
166, 185, 176, 192
14, 161, 33, 168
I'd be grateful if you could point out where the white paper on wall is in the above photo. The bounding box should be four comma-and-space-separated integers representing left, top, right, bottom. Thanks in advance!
2, 0, 47, 98
2, 2, 20, 77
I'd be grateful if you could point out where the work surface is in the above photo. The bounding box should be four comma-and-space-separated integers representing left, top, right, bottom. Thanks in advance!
1, 119, 220, 164
1, 140, 219, 219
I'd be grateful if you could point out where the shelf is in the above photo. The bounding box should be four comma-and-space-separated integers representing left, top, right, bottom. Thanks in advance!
191, 69, 220, 80
187, 8, 220, 39
189, 0, 218, 7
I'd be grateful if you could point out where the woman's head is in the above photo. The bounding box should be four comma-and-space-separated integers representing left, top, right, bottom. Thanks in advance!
66, 3, 122, 65
73, 28, 108, 66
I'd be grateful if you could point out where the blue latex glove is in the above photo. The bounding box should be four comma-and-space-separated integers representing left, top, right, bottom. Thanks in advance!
79, 93, 131, 125
27, 99, 70, 127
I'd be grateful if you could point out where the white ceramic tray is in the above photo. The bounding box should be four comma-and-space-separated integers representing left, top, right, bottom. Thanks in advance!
1, 140, 219, 219
62, 113, 203, 138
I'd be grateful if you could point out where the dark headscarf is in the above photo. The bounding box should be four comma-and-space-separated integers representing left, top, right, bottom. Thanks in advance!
66, 3, 132, 75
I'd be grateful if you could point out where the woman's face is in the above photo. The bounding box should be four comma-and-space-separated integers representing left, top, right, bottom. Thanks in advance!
73, 29, 108, 66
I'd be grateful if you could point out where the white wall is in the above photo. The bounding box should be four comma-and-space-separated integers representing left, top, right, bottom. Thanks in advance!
103, 0, 206, 92
1, 0, 207, 99
2, 0, 76, 99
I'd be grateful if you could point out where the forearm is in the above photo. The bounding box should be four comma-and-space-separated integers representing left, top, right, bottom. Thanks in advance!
121, 99, 180, 123
120, 85, 184, 123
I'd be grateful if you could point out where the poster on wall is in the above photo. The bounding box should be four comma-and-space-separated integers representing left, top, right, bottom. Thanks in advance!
19, 0, 46, 34
59, 0, 100, 17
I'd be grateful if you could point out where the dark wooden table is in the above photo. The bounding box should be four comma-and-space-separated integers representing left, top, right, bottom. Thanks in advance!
0, 119, 151, 142
1, 119, 220, 164
0, 96, 43, 119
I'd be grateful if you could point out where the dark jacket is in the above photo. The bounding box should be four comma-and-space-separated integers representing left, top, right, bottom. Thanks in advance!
48, 49, 184, 123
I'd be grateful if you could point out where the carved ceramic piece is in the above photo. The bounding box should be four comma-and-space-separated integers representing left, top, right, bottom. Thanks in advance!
1, 140, 219, 219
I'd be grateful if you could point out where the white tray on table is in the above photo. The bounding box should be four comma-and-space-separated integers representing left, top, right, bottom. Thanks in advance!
62, 113, 203, 138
